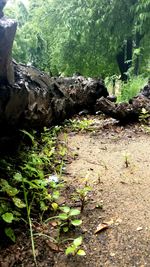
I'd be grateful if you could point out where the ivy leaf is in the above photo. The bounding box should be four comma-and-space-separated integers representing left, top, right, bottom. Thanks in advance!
5, 227, 16, 242
12, 197, 26, 208
2, 213, 14, 223
77, 249, 86, 256
71, 219, 82, 226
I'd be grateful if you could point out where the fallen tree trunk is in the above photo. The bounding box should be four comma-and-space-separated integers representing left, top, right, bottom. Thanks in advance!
0, 62, 109, 152
0, 62, 109, 132
95, 82, 150, 123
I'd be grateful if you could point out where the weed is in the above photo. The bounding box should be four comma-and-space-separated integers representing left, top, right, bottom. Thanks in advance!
65, 236, 86, 256
139, 108, 150, 124
118, 76, 147, 102
0, 125, 87, 262
139, 108, 150, 133
123, 152, 130, 168
45, 206, 82, 234
72, 186, 91, 212
58, 206, 82, 232
0, 126, 72, 259
65, 118, 94, 132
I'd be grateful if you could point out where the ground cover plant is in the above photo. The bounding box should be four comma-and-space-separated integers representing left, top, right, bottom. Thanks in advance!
0, 118, 95, 265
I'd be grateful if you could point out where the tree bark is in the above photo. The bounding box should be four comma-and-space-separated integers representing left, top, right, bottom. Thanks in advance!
0, 63, 109, 133
134, 33, 144, 76
116, 38, 133, 81
0, 2, 17, 85
95, 82, 150, 123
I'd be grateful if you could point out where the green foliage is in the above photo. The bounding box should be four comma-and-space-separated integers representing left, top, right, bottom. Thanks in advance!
6, 0, 150, 77
0, 125, 66, 241
0, 125, 88, 264
65, 236, 86, 256
139, 108, 150, 133
45, 206, 82, 234
58, 206, 82, 232
118, 76, 147, 102
139, 108, 150, 124
72, 186, 91, 212
66, 118, 94, 132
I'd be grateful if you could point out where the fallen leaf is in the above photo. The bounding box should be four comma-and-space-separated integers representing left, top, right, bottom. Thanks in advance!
94, 219, 114, 234
50, 221, 58, 227
45, 240, 62, 252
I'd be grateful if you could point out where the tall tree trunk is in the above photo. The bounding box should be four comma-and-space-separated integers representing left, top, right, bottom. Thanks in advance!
134, 33, 144, 76
116, 38, 133, 81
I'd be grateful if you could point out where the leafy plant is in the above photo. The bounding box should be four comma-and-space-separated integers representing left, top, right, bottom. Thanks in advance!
66, 118, 94, 132
118, 76, 147, 102
0, 125, 66, 242
139, 108, 150, 124
65, 236, 86, 256
123, 152, 130, 168
58, 206, 82, 232
45, 206, 82, 234
72, 186, 91, 212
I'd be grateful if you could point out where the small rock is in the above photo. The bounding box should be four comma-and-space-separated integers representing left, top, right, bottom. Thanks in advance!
110, 252, 116, 257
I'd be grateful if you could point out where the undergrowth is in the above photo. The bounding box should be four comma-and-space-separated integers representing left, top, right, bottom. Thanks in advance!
118, 76, 147, 102
0, 118, 92, 263
0, 126, 64, 240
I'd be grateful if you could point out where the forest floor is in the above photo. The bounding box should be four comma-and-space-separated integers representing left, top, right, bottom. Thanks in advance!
1, 115, 150, 267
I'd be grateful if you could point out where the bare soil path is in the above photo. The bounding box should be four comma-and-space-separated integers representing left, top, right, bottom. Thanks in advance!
54, 116, 150, 267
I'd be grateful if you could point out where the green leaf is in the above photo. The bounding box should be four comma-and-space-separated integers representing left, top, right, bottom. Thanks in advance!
51, 202, 58, 211
69, 208, 80, 216
71, 219, 82, 226
58, 213, 68, 220
77, 249, 86, 256
0, 179, 18, 196
20, 129, 35, 143
5, 227, 16, 242
59, 206, 70, 213
65, 246, 75, 255
13, 173, 23, 182
63, 226, 69, 232
12, 197, 26, 208
52, 190, 60, 200
40, 201, 48, 211
6, 187, 19, 197
73, 236, 82, 247
2, 213, 14, 223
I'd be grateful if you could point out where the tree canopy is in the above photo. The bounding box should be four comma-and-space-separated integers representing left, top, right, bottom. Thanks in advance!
6, 0, 150, 78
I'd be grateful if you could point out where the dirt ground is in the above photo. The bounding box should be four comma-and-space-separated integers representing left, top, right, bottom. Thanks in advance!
1, 116, 150, 267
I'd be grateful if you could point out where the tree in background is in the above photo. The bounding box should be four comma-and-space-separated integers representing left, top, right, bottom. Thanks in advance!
5, 0, 150, 78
